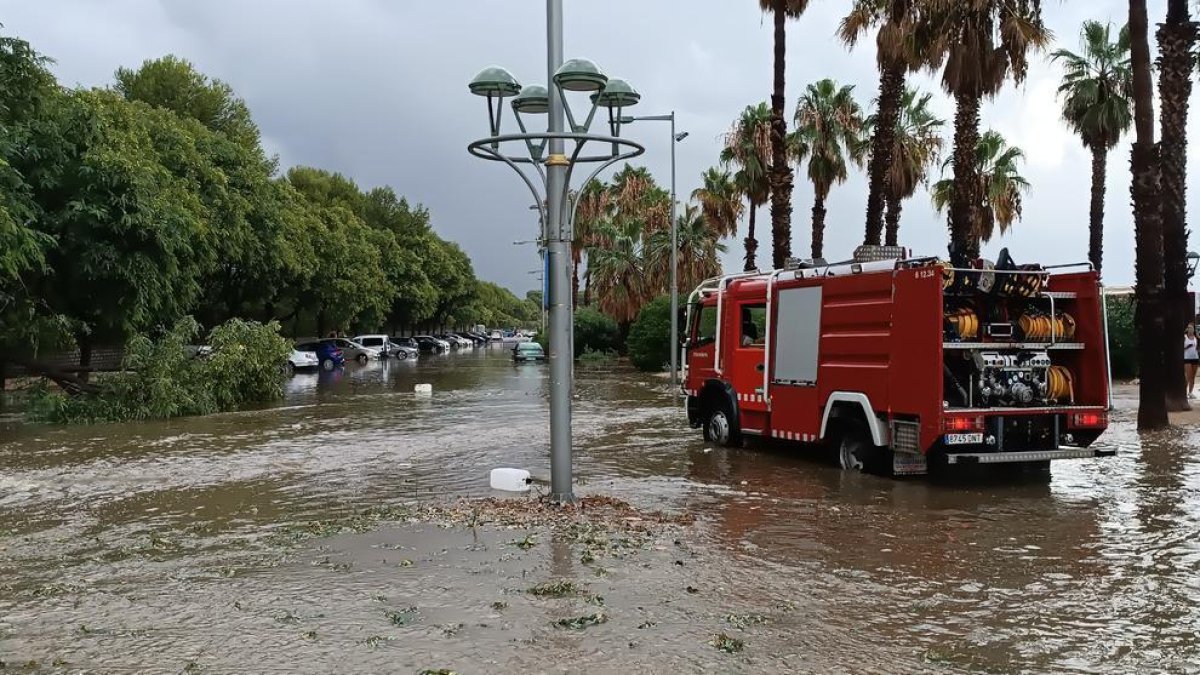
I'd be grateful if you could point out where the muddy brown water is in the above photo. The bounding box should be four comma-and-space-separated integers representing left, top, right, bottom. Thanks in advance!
1, 348, 1198, 673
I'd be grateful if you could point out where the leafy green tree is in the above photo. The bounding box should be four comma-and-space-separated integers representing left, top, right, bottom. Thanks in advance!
573, 307, 619, 356
17, 90, 220, 364
627, 296, 673, 372
0, 30, 55, 284
114, 55, 261, 151
286, 167, 391, 334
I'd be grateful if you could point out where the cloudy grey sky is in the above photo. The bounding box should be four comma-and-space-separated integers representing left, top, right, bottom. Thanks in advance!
2, 0, 1194, 293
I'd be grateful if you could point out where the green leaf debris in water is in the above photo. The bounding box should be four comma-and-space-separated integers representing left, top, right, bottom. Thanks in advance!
384, 607, 419, 626
724, 613, 768, 630
553, 612, 608, 630
511, 533, 538, 550
710, 632, 745, 653
526, 580, 578, 597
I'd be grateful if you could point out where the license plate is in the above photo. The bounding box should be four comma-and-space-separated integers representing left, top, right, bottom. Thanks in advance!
945, 433, 983, 445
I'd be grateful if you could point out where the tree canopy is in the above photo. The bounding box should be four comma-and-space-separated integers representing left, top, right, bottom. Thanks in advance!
0, 28, 518, 364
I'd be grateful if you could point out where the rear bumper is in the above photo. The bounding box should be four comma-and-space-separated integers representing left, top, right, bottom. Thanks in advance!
946, 447, 1116, 464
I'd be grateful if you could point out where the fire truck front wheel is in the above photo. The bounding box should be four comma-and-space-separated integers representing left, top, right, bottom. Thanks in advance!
703, 404, 740, 447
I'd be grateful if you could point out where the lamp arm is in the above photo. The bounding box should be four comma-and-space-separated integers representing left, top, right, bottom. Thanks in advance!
473, 144, 548, 229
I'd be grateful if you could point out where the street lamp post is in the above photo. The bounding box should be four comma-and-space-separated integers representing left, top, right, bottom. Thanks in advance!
468, 0, 646, 502
619, 113, 688, 399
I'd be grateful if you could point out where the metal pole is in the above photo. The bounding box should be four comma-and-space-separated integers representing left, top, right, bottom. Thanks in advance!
669, 112, 679, 401
545, 0, 574, 502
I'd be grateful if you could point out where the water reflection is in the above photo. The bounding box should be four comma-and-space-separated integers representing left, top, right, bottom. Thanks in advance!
1, 350, 1199, 671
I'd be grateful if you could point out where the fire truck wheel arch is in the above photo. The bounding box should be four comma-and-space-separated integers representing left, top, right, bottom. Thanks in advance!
819, 393, 889, 447
695, 380, 740, 428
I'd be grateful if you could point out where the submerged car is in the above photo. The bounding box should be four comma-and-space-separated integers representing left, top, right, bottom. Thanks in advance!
296, 338, 377, 365
286, 349, 320, 374
414, 335, 450, 354
353, 334, 418, 360
512, 341, 546, 363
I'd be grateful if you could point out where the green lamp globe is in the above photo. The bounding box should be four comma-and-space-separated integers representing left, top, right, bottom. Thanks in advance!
553, 58, 608, 92
512, 84, 550, 114
469, 66, 521, 97
592, 78, 640, 109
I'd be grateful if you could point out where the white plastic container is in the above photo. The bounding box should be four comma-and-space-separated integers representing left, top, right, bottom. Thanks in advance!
414, 383, 433, 396
489, 467, 531, 492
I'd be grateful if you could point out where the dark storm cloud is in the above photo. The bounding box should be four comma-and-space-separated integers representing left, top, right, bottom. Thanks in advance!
2, 0, 1192, 291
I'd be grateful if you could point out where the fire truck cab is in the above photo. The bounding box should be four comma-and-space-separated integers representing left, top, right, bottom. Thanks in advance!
682, 247, 1113, 476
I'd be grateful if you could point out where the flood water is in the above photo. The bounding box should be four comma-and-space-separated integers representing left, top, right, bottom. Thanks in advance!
2, 348, 1199, 672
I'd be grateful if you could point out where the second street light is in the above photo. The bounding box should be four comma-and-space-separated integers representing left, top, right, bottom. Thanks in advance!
619, 112, 688, 399
467, 0, 647, 502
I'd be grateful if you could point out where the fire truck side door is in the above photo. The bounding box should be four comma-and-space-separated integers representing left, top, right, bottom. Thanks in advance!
729, 301, 769, 411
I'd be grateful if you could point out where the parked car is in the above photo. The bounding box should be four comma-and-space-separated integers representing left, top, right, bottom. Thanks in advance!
436, 333, 472, 350
414, 335, 450, 354
293, 341, 345, 371
386, 333, 424, 357
352, 335, 391, 359
513, 341, 546, 363
454, 332, 485, 347
286, 349, 320, 374
296, 338, 378, 365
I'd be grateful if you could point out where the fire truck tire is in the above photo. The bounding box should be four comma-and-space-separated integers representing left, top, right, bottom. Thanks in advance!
703, 404, 740, 447
838, 430, 870, 472
837, 427, 889, 475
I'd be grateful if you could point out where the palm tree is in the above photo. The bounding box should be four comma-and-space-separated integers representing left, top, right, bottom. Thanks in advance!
574, 179, 609, 306
877, 87, 944, 245
646, 204, 726, 294
721, 103, 773, 271
840, 0, 932, 246
1128, 0, 1168, 429
1051, 21, 1133, 275
1158, 0, 1198, 413
589, 216, 647, 336
791, 79, 867, 260
760, 0, 811, 270
691, 167, 743, 239
926, 0, 1050, 258
931, 130, 1029, 244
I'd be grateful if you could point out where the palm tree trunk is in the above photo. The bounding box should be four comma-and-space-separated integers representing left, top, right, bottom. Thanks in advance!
1087, 145, 1107, 274
864, 63, 905, 246
1157, 0, 1197, 413
884, 190, 902, 247
950, 92, 983, 259
1130, 0, 1170, 430
769, 1, 794, 270
744, 199, 758, 272
811, 193, 827, 260
582, 267, 592, 307
572, 259, 580, 309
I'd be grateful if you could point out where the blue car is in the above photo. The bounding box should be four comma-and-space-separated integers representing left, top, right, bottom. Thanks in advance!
297, 340, 346, 371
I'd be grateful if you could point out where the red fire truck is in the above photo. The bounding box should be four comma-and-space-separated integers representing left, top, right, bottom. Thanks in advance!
682, 247, 1113, 476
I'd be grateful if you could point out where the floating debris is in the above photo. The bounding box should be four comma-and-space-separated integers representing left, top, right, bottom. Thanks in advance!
491, 601, 508, 611
303, 630, 317, 641
383, 607, 419, 626
417, 670, 457, 675
397, 558, 414, 567
637, 621, 657, 630
527, 580, 578, 597
440, 622, 465, 636
724, 613, 768, 630
511, 534, 538, 550
710, 632, 745, 653
360, 634, 395, 648
554, 612, 608, 630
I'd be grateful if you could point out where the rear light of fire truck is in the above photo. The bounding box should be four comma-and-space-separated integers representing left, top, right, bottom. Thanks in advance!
941, 415, 984, 433
1069, 411, 1107, 428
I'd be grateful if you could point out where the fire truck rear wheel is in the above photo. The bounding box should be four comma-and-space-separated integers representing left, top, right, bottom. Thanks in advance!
704, 406, 739, 447
838, 429, 873, 473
